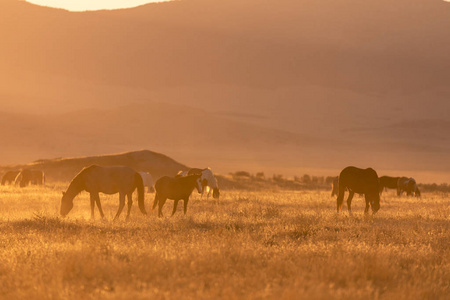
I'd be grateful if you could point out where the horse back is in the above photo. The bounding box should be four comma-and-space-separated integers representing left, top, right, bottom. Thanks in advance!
339, 166, 379, 194
83, 165, 138, 194
155, 175, 197, 200
379, 176, 400, 189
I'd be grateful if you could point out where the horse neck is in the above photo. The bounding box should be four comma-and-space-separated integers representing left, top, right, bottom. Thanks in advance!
183, 176, 200, 193
65, 175, 85, 199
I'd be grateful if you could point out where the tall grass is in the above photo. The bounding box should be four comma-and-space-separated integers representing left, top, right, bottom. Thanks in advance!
0, 185, 448, 299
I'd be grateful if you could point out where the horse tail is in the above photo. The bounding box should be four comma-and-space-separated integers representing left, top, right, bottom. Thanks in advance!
135, 172, 147, 215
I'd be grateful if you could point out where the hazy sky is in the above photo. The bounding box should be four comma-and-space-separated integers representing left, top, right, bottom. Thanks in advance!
26, 0, 169, 11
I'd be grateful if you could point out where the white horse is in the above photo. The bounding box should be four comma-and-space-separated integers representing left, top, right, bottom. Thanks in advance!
177, 168, 220, 199
138, 172, 154, 193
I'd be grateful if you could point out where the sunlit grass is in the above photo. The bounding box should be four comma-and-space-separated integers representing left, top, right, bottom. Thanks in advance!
0, 185, 448, 299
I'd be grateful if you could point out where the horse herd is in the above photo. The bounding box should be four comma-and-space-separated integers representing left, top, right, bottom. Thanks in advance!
2, 165, 422, 220
58, 165, 220, 221
331, 166, 421, 215
1, 169, 45, 187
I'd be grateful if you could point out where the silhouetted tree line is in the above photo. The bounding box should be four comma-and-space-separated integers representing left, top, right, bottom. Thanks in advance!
229, 171, 335, 190
418, 183, 450, 193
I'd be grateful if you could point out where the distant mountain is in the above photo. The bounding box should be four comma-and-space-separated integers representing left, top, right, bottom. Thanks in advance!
0, 150, 189, 182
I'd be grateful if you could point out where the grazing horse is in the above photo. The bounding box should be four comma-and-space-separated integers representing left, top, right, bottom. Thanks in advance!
178, 168, 220, 199
415, 186, 421, 197
138, 172, 155, 193
60, 165, 147, 221
397, 177, 418, 197
378, 176, 400, 195
1, 170, 20, 185
14, 169, 45, 187
336, 166, 380, 215
152, 174, 202, 217
331, 177, 339, 197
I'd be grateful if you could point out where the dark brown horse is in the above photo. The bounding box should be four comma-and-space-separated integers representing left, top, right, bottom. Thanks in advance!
336, 166, 380, 215
1, 170, 20, 185
152, 174, 202, 217
378, 176, 400, 195
60, 165, 146, 220
397, 177, 419, 197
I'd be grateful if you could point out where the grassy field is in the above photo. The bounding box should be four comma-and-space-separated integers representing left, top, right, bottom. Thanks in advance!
0, 184, 448, 299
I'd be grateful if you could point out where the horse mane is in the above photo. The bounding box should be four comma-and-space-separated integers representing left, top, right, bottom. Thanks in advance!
65, 167, 90, 197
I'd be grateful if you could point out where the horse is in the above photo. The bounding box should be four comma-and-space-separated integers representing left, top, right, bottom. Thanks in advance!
152, 174, 202, 217
336, 166, 380, 215
1, 170, 20, 185
331, 177, 339, 197
60, 165, 147, 221
14, 169, 45, 187
397, 177, 418, 197
32, 170, 45, 185
138, 172, 154, 193
378, 176, 400, 195
178, 168, 220, 199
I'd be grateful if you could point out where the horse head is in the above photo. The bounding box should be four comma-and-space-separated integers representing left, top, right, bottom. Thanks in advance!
406, 179, 416, 196
369, 193, 381, 214
194, 175, 203, 194
212, 188, 220, 199
60, 191, 74, 217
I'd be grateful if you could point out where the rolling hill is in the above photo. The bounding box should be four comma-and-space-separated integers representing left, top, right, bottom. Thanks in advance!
0, 150, 189, 182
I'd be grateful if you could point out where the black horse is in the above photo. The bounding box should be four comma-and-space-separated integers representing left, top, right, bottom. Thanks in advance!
336, 166, 380, 215
397, 177, 419, 197
378, 176, 400, 195
152, 174, 203, 217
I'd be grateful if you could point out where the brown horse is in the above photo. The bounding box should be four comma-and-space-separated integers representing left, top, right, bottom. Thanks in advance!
336, 166, 380, 215
60, 165, 147, 220
378, 176, 400, 195
1, 170, 20, 185
152, 174, 202, 217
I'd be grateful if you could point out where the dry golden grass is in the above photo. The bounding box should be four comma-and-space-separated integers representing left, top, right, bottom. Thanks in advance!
0, 184, 448, 299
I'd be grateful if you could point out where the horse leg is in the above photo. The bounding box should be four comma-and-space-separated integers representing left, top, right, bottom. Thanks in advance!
89, 193, 96, 220
126, 193, 133, 221
346, 191, 354, 215
183, 198, 189, 215
158, 198, 166, 217
171, 200, 179, 216
336, 189, 345, 213
93, 193, 105, 219
114, 193, 126, 221
364, 195, 370, 215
